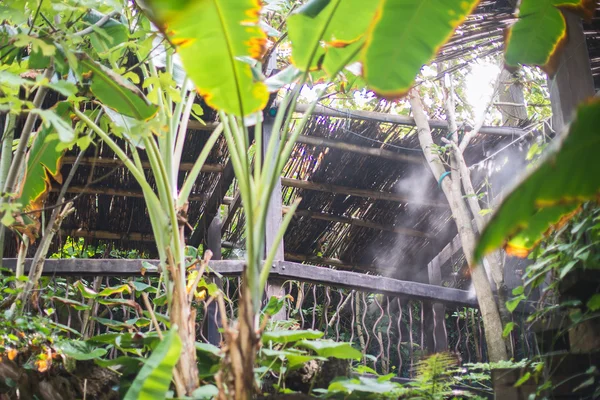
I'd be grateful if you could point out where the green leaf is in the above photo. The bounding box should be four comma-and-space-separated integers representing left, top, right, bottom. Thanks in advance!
74, 280, 99, 299
77, 53, 158, 120
130, 281, 158, 294
587, 294, 600, 312
95, 356, 143, 375
502, 322, 515, 338
262, 329, 323, 344
84, 10, 129, 59
506, 295, 525, 313
288, 0, 379, 73
514, 372, 531, 387
512, 286, 524, 296
50, 296, 90, 311
559, 260, 579, 279
264, 66, 302, 92
56, 340, 107, 360
124, 328, 182, 400
15, 102, 69, 230
262, 295, 288, 317
505, 0, 595, 75
192, 385, 219, 399
573, 377, 595, 392
46, 80, 78, 98
97, 284, 131, 297
362, 0, 479, 98
297, 339, 362, 360
143, 0, 269, 116
328, 376, 402, 395
195, 342, 221, 358
475, 100, 600, 260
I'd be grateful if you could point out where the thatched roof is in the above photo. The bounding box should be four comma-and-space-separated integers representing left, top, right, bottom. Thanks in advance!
4, 0, 600, 285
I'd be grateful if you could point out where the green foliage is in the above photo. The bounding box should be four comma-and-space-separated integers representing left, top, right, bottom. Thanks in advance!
77, 53, 158, 120
475, 100, 600, 260
505, 0, 596, 75
123, 328, 182, 400
362, 0, 479, 98
142, 0, 270, 117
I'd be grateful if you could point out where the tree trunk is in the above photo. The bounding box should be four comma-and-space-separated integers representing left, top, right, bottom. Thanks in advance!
409, 90, 508, 362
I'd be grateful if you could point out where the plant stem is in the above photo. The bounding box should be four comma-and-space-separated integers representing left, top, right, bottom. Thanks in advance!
0, 113, 16, 269
1, 67, 54, 197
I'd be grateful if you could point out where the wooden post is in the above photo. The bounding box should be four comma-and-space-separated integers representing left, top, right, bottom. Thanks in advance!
427, 257, 448, 353
205, 217, 222, 345
548, 10, 595, 132
262, 116, 286, 320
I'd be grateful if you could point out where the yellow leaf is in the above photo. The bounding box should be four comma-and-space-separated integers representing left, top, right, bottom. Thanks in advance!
7, 348, 17, 360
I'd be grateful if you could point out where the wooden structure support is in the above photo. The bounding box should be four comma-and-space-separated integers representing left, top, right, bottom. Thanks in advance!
295, 134, 423, 164
283, 206, 432, 238
295, 104, 527, 137
205, 217, 222, 346
189, 159, 236, 247
3, 258, 479, 307
62, 156, 224, 173
548, 10, 595, 131
281, 177, 448, 208
52, 186, 207, 203
263, 117, 286, 320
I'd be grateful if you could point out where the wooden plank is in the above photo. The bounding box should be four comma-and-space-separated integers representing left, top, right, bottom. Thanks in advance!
221, 190, 241, 234
52, 186, 207, 202
284, 207, 432, 238
205, 217, 223, 346
427, 256, 449, 352
280, 177, 448, 208
295, 104, 527, 137
273, 261, 478, 307
263, 117, 286, 320
3, 258, 478, 307
61, 156, 224, 173
189, 158, 236, 246
296, 134, 423, 164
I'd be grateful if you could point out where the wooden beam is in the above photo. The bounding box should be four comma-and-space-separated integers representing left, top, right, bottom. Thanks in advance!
187, 121, 221, 131
3, 258, 479, 307
284, 252, 379, 272
296, 135, 423, 164
190, 158, 237, 246
206, 217, 223, 345
59, 229, 155, 242
280, 177, 448, 208
52, 186, 208, 202
263, 117, 286, 320
61, 156, 224, 173
428, 255, 449, 352
295, 104, 527, 137
221, 190, 241, 234
283, 206, 432, 238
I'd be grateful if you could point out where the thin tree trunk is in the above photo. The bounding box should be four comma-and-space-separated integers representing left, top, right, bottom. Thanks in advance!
409, 90, 508, 362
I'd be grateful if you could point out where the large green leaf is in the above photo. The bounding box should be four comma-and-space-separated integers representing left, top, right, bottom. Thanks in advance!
123, 328, 182, 400
362, 0, 480, 98
56, 340, 107, 360
84, 10, 129, 60
15, 102, 70, 225
475, 99, 600, 260
287, 0, 379, 73
297, 339, 362, 360
141, 0, 269, 117
76, 53, 158, 120
504, 0, 596, 75
261, 329, 323, 344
